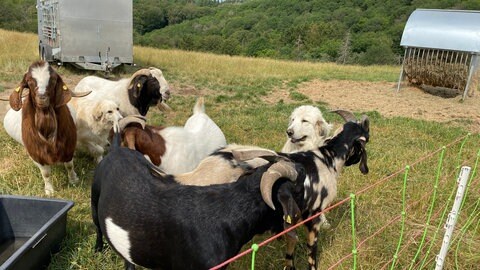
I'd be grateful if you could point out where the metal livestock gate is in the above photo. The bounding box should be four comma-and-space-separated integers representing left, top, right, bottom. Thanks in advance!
397, 9, 480, 100
36, 0, 133, 71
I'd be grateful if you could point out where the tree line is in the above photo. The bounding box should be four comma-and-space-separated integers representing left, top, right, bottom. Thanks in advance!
2, 0, 479, 65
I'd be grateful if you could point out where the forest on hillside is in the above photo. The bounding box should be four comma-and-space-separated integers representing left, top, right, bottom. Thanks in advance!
1, 0, 480, 65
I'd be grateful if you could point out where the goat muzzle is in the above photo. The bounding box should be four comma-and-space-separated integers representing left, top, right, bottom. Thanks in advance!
260, 160, 298, 210
161, 88, 171, 101
35, 94, 50, 109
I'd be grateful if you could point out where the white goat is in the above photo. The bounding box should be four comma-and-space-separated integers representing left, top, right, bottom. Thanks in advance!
119, 97, 227, 174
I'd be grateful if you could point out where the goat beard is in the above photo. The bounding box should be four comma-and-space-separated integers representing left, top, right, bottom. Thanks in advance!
35, 106, 58, 145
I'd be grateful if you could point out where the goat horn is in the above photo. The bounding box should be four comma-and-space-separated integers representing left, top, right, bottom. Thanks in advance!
331, 110, 357, 122
127, 69, 152, 89
118, 115, 147, 131
157, 101, 172, 112
260, 160, 298, 210
130, 69, 151, 80
0, 91, 29, 101
232, 148, 278, 162
71, 90, 92, 97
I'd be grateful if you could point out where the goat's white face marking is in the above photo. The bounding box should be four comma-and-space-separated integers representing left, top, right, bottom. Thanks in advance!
31, 63, 50, 95
149, 67, 170, 100
105, 217, 134, 264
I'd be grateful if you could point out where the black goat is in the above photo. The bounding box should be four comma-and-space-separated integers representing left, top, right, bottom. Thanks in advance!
92, 122, 305, 269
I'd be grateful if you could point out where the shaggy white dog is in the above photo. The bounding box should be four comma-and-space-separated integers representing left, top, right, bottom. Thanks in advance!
281, 105, 332, 153
73, 99, 123, 163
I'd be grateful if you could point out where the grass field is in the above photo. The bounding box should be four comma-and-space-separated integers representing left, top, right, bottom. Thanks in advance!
0, 29, 479, 270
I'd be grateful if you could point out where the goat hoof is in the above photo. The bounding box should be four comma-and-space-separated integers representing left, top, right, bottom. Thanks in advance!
94, 244, 104, 253
320, 220, 331, 230
45, 185, 54, 196
283, 266, 295, 270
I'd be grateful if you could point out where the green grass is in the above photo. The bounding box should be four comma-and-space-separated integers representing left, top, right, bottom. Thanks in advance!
0, 29, 479, 270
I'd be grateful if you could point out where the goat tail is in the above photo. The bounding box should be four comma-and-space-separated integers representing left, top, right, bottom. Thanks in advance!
193, 96, 205, 114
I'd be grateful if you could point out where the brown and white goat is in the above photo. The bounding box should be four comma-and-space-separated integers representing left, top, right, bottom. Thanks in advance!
4, 61, 89, 195
115, 97, 227, 174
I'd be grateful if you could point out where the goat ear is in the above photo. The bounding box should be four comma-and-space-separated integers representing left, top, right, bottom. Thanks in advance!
54, 75, 72, 107
129, 75, 148, 98
277, 188, 301, 239
360, 115, 369, 133
9, 73, 28, 111
358, 140, 369, 174
124, 129, 137, 150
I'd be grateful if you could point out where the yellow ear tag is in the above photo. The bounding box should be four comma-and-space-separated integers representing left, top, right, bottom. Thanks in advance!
62, 85, 68, 91
284, 215, 292, 224
15, 87, 21, 93
137, 83, 141, 88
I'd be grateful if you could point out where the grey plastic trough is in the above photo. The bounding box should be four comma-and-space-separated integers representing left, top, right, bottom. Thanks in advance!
0, 195, 74, 270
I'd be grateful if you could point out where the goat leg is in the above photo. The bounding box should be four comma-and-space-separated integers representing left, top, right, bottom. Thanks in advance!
306, 218, 321, 270
124, 260, 135, 270
283, 234, 297, 270
91, 180, 104, 252
34, 161, 54, 196
94, 227, 104, 252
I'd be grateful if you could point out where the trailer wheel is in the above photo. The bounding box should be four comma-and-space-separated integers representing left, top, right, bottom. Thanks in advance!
40, 48, 46, 61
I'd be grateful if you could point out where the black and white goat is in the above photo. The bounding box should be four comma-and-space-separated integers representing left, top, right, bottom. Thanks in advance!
72, 67, 170, 117
91, 110, 369, 270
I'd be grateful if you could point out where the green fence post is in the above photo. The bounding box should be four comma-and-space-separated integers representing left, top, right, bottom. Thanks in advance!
251, 243, 259, 270
408, 147, 446, 269
350, 193, 357, 270
390, 165, 409, 270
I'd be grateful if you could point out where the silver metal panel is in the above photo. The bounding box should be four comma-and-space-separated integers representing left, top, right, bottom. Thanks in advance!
37, 0, 133, 70
400, 9, 480, 53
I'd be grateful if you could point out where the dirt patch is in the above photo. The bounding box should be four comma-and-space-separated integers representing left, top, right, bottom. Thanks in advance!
293, 80, 480, 133
1, 76, 479, 133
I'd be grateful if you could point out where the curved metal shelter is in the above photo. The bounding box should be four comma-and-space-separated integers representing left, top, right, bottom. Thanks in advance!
397, 9, 480, 100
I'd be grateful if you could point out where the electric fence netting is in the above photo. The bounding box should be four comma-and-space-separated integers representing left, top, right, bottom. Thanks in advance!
211, 133, 480, 270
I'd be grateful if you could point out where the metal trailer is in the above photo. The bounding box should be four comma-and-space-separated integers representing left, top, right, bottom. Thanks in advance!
36, 0, 133, 71
397, 9, 480, 100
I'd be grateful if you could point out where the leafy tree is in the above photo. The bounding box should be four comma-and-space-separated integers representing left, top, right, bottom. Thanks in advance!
3, 0, 480, 65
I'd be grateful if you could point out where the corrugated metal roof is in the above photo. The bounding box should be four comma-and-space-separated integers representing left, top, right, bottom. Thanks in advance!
400, 9, 480, 53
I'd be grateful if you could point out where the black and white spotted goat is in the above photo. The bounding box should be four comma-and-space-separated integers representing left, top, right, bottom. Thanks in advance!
91, 110, 369, 270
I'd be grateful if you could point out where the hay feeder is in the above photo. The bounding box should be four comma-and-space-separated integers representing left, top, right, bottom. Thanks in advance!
397, 9, 480, 100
